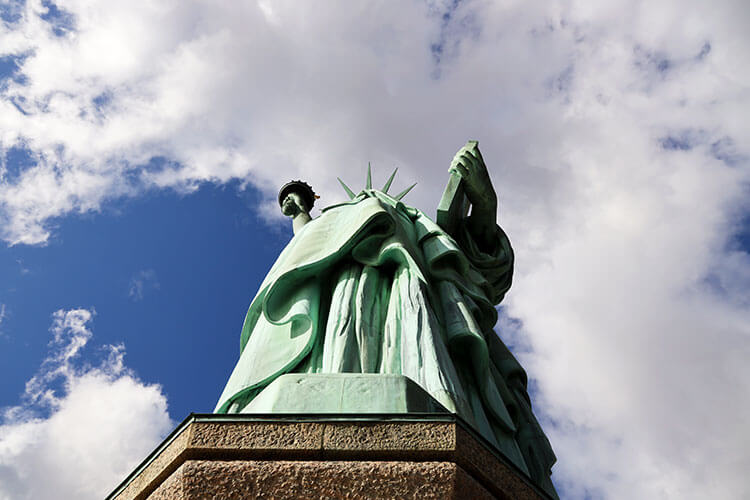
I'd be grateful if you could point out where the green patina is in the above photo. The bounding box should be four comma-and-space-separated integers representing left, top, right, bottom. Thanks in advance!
215, 141, 558, 498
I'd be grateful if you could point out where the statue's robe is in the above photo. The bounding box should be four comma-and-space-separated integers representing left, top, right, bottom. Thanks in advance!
215, 190, 557, 497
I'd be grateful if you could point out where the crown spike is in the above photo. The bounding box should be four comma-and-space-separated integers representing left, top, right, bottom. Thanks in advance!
394, 182, 417, 201
382, 168, 398, 194
366, 162, 372, 189
338, 177, 356, 199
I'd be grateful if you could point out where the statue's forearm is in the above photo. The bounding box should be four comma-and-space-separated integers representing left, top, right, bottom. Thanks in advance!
292, 212, 311, 235
466, 198, 497, 253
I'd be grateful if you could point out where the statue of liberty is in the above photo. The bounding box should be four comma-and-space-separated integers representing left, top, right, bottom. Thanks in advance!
215, 141, 557, 497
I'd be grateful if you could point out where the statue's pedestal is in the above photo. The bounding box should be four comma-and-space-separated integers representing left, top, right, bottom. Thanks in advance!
107, 414, 551, 500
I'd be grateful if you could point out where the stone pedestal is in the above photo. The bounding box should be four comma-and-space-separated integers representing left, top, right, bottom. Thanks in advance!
107, 414, 552, 500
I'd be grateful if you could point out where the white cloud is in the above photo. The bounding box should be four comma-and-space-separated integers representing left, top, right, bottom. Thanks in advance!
0, 1, 748, 498
0, 309, 173, 500
15, 259, 30, 275
128, 269, 159, 302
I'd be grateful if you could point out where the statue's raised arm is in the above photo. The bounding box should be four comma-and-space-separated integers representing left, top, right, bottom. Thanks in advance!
278, 180, 316, 235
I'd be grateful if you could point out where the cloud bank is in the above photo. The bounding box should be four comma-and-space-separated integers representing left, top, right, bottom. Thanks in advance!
1, 1, 748, 498
0, 309, 172, 500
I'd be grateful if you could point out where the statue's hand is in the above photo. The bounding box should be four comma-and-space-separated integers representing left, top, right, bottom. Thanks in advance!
281, 193, 303, 217
448, 142, 498, 250
448, 142, 497, 214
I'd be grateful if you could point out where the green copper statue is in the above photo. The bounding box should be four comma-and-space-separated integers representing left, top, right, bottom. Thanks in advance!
215, 141, 557, 497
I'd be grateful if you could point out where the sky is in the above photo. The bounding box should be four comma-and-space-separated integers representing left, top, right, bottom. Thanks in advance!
0, 0, 748, 498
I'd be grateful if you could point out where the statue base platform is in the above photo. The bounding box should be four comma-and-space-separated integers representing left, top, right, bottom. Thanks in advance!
241, 374, 449, 413
107, 414, 552, 500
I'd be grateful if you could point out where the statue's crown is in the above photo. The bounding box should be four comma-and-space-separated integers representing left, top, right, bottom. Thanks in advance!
337, 164, 416, 201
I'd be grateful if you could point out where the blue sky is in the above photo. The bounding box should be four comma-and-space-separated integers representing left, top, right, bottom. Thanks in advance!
0, 182, 284, 419
1, 1, 749, 499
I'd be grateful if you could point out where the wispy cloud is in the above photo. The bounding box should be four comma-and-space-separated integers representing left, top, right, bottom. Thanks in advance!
127, 269, 159, 302
15, 258, 29, 275
0, 308, 172, 499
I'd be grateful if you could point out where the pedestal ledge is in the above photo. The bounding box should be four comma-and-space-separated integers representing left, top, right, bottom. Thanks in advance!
107, 414, 553, 500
